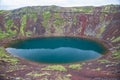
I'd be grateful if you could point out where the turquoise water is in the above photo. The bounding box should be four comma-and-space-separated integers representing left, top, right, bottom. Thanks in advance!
6, 37, 106, 64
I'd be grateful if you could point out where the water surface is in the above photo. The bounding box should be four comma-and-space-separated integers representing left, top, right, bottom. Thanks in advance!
6, 37, 106, 64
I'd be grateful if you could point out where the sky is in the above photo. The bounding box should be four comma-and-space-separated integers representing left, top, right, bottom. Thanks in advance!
0, 0, 120, 10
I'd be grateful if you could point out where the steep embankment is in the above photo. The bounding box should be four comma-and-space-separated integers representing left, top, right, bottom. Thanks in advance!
0, 5, 120, 80
0, 5, 120, 49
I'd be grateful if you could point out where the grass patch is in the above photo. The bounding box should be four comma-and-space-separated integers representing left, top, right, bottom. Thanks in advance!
42, 65, 67, 72
20, 15, 27, 36
69, 64, 82, 70
98, 59, 110, 64
0, 47, 19, 64
6, 19, 13, 27
112, 50, 120, 59
0, 32, 14, 39
25, 31, 32, 37
42, 11, 51, 27
26, 72, 50, 77
53, 19, 64, 26
112, 37, 120, 42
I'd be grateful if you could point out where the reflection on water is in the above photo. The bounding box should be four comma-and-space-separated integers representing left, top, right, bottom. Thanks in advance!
6, 47, 101, 63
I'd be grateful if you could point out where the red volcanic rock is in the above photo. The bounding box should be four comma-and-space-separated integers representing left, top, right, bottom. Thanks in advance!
78, 14, 87, 36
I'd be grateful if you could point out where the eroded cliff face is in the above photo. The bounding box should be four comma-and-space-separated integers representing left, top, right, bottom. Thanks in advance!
0, 5, 120, 49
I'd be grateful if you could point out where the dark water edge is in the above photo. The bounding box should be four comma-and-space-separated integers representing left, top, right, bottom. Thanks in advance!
5, 37, 108, 64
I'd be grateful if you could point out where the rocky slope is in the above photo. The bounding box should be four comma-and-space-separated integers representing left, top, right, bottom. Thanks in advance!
0, 5, 120, 50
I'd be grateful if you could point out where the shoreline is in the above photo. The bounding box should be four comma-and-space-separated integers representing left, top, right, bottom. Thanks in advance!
2, 35, 113, 64
0, 36, 120, 80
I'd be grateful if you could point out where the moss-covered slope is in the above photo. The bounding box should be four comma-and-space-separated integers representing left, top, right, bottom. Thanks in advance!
0, 5, 120, 49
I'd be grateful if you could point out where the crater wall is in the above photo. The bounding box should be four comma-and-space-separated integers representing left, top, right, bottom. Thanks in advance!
0, 5, 120, 50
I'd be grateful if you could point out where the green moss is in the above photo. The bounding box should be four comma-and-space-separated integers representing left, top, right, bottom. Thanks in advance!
5, 58, 19, 64
0, 10, 7, 14
42, 20, 48, 28
6, 19, 13, 27
31, 13, 37, 21
53, 13, 64, 26
42, 11, 51, 20
0, 10, 4, 14
28, 13, 37, 22
98, 59, 110, 64
53, 19, 64, 26
42, 65, 67, 72
0, 47, 9, 58
100, 26, 105, 33
0, 28, 17, 39
112, 50, 120, 59
26, 72, 50, 77
0, 47, 19, 64
83, 8, 93, 13
112, 37, 120, 42
21, 15, 27, 36
69, 64, 82, 70
5, 19, 17, 37
0, 33, 9, 39
7, 65, 26, 73
42, 11, 51, 27
54, 13, 60, 18
8, 29, 17, 35
26, 31, 32, 37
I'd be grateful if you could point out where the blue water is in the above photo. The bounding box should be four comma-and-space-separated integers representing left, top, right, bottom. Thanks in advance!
6, 37, 106, 64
